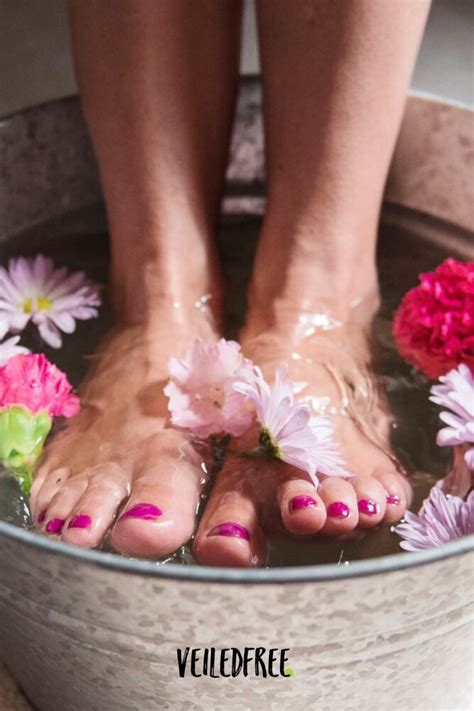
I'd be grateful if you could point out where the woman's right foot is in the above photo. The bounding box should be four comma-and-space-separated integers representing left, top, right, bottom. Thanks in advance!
30, 301, 219, 557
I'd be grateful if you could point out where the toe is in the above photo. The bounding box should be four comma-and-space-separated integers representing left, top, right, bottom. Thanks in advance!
32, 467, 72, 526
193, 464, 266, 568
62, 463, 129, 548
111, 448, 201, 558
318, 478, 358, 535
40, 475, 88, 536
278, 478, 326, 535
350, 475, 386, 528
373, 469, 411, 524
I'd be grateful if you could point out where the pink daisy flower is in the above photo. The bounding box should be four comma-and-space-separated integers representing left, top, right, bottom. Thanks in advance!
0, 255, 101, 348
0, 336, 30, 366
234, 366, 349, 486
0, 352, 79, 418
392, 258, 474, 378
430, 363, 474, 470
395, 486, 474, 551
164, 339, 254, 438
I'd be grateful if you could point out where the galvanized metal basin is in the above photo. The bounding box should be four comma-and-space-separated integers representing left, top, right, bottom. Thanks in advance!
0, 84, 473, 710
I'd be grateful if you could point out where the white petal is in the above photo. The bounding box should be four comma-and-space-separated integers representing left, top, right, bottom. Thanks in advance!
38, 319, 63, 348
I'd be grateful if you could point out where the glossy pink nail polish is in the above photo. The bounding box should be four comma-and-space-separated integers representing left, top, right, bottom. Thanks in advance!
327, 501, 350, 519
358, 499, 380, 516
68, 514, 91, 529
289, 495, 317, 512
208, 522, 250, 541
120, 503, 163, 520
386, 494, 401, 505
45, 518, 65, 534
37, 510, 46, 524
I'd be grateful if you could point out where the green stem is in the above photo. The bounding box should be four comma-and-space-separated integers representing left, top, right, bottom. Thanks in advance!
227, 447, 268, 459
15, 468, 33, 496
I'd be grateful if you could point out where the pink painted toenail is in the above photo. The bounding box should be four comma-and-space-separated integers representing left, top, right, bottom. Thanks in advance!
289, 495, 317, 512
208, 522, 250, 541
120, 503, 163, 520
68, 514, 91, 530
37, 510, 46, 524
358, 499, 380, 516
45, 518, 65, 534
386, 494, 401, 505
327, 501, 350, 519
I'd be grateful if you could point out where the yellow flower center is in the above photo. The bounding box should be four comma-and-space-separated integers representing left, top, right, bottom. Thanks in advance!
23, 296, 52, 313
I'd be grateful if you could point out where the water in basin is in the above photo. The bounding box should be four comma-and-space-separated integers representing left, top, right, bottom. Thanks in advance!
0, 203, 455, 566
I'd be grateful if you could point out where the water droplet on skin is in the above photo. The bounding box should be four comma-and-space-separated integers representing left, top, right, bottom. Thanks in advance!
293, 380, 308, 395
194, 293, 213, 312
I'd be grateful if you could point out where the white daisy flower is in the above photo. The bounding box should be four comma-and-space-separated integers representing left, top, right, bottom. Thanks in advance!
430, 363, 474, 470
0, 255, 101, 348
0, 336, 30, 366
234, 365, 350, 486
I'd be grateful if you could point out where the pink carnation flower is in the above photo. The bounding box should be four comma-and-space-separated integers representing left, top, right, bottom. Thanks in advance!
164, 339, 254, 438
393, 258, 474, 378
234, 366, 349, 485
0, 353, 80, 418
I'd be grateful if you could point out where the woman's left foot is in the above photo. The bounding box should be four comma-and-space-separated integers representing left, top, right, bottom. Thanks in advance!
193, 301, 411, 567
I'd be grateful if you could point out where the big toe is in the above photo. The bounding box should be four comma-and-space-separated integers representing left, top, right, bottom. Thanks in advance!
193, 462, 267, 568
110, 449, 201, 558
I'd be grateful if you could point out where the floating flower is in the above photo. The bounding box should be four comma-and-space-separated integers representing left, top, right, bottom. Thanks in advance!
393, 258, 474, 378
0, 336, 29, 366
0, 255, 101, 348
0, 353, 80, 494
430, 363, 474, 470
395, 486, 474, 551
234, 366, 350, 485
164, 339, 254, 438
0, 352, 80, 417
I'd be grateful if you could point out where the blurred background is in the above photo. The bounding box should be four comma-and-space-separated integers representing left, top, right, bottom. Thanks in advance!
1, 0, 473, 117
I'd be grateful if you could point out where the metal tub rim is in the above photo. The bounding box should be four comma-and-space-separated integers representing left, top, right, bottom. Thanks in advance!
0, 520, 472, 584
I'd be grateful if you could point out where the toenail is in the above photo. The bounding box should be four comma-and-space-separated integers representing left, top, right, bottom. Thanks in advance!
358, 499, 380, 516
289, 495, 317, 512
37, 510, 46, 524
120, 503, 163, 521
208, 522, 250, 541
386, 494, 401, 505
327, 501, 350, 519
68, 514, 91, 530
45, 518, 65, 534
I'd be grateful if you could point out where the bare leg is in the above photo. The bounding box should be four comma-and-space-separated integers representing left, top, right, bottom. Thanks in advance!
195, 0, 429, 566
30, 0, 243, 556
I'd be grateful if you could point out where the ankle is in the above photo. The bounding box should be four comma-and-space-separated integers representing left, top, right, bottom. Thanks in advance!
246, 262, 379, 337
109, 236, 223, 327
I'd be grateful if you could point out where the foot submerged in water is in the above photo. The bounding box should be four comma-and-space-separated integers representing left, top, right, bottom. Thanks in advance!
30, 300, 220, 558
193, 300, 412, 567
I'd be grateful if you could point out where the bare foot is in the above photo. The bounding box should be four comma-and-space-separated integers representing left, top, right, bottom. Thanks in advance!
194, 298, 411, 567
30, 302, 219, 557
